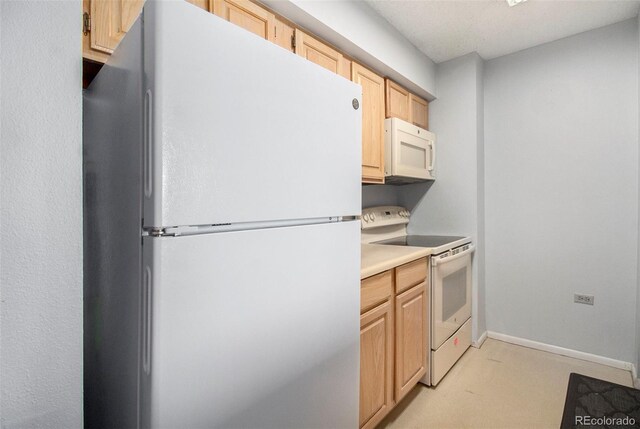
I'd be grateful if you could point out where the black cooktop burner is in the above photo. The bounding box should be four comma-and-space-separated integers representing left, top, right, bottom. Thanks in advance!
375, 235, 467, 248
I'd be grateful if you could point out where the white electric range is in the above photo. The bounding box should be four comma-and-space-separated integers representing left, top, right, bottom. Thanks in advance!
362, 206, 474, 386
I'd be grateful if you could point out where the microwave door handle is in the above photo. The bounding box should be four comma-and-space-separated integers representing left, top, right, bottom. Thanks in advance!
432, 244, 475, 266
428, 140, 436, 172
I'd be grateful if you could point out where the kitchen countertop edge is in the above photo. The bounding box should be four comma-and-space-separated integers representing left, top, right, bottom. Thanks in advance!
361, 243, 431, 279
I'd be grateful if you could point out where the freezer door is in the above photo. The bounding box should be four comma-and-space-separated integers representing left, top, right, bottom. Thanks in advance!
142, 2, 362, 228
140, 221, 360, 429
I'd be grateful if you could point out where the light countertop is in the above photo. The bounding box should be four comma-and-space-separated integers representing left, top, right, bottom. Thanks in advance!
361, 243, 431, 279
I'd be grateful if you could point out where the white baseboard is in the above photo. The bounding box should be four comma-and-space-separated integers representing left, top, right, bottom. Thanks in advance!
632, 364, 640, 388
472, 330, 487, 348
486, 331, 633, 371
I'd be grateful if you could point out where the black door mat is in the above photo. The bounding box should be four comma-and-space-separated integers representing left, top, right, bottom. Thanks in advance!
561, 372, 640, 428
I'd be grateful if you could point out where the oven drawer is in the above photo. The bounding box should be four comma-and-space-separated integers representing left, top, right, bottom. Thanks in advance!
431, 318, 471, 386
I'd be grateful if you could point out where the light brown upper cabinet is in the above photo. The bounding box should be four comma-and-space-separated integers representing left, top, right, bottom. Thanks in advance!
85, 0, 144, 57
384, 79, 429, 130
410, 94, 429, 130
186, 0, 210, 11
294, 29, 350, 79
274, 18, 294, 52
82, 0, 209, 63
385, 79, 410, 122
213, 0, 275, 42
352, 62, 385, 184
340, 57, 352, 81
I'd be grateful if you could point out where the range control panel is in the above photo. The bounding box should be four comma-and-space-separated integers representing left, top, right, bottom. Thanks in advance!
361, 206, 410, 230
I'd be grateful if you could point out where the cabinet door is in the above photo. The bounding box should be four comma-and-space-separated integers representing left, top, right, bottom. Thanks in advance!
90, 0, 144, 54
409, 94, 429, 130
213, 0, 275, 42
185, 0, 210, 10
360, 299, 394, 429
274, 18, 294, 52
340, 57, 352, 81
385, 79, 410, 122
83, 0, 109, 63
395, 282, 428, 402
294, 29, 347, 77
83, 0, 208, 63
352, 62, 385, 184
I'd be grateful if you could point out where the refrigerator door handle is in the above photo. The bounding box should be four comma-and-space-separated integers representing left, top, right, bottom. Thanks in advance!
142, 266, 152, 375
143, 90, 153, 198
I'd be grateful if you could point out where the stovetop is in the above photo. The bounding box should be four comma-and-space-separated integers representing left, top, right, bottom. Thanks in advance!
360, 206, 472, 253
374, 235, 467, 248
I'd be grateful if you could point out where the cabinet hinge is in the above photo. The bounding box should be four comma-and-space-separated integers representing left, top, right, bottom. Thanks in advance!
291, 33, 296, 51
83, 12, 91, 36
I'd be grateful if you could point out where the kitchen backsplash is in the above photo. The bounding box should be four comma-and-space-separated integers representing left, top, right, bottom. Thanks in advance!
362, 182, 433, 211
362, 185, 399, 209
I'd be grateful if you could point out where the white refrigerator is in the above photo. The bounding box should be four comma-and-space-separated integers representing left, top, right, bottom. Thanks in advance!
83, 2, 362, 428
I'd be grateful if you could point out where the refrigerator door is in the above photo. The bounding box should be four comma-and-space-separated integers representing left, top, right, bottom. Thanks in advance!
140, 221, 360, 429
142, 2, 361, 228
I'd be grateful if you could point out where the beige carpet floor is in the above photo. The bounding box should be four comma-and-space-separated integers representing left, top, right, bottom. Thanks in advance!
378, 338, 634, 429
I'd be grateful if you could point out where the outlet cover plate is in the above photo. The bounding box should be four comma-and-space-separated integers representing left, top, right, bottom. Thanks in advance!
574, 294, 594, 305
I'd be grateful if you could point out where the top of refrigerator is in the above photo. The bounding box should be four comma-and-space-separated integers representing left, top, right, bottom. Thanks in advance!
86, 0, 362, 230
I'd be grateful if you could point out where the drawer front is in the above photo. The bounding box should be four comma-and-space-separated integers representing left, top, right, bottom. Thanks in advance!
361, 270, 393, 313
431, 317, 471, 386
395, 257, 427, 294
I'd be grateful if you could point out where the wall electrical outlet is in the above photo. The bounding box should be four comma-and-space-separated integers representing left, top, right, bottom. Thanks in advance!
574, 294, 594, 305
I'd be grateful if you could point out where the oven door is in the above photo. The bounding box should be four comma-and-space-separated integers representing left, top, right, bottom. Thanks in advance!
431, 244, 474, 350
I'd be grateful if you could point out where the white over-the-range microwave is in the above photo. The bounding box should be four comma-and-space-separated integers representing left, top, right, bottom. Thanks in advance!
384, 117, 436, 184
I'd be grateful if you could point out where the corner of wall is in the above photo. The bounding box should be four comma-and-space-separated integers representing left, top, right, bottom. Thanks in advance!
636, 11, 640, 374
476, 52, 487, 336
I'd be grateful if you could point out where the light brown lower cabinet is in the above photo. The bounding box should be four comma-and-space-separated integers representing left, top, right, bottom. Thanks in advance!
359, 300, 394, 429
359, 258, 429, 429
395, 281, 428, 401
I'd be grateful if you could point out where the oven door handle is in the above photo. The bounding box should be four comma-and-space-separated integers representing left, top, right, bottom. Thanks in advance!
432, 244, 475, 266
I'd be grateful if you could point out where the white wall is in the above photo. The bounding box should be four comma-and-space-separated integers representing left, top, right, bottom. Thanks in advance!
484, 19, 638, 363
262, 0, 436, 99
399, 53, 486, 341
636, 12, 640, 380
0, 2, 83, 427
476, 54, 486, 341
362, 185, 399, 209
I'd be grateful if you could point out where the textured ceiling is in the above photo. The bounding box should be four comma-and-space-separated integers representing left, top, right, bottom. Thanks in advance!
365, 0, 640, 63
